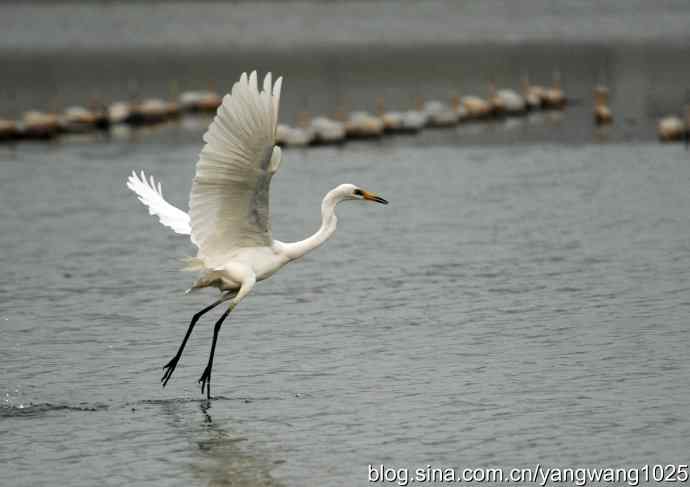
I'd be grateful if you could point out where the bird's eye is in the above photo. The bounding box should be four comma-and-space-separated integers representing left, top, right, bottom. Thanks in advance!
353, 189, 363, 196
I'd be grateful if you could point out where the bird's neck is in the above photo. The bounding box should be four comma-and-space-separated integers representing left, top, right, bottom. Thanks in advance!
284, 190, 340, 261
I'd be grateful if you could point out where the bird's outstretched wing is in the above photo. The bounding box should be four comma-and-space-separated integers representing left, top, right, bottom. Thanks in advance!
189, 71, 283, 269
127, 171, 192, 236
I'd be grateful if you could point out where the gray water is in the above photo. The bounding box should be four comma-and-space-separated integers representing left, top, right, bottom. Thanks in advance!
3, 2, 690, 484
2, 129, 690, 485
3, 0, 690, 51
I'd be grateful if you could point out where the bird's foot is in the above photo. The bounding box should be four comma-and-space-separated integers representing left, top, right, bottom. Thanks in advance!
198, 365, 212, 399
161, 355, 181, 387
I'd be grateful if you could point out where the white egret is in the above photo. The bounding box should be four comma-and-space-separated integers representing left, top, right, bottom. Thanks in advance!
126, 71, 388, 399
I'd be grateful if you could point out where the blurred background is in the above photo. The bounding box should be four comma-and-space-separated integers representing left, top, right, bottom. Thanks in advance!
2, 0, 690, 140
3, 2, 690, 487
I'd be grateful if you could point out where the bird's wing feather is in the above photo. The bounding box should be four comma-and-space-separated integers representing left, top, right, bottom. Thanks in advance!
127, 170, 192, 236
189, 71, 283, 268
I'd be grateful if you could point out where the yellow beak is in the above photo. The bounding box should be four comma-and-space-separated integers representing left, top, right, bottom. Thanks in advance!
362, 191, 388, 205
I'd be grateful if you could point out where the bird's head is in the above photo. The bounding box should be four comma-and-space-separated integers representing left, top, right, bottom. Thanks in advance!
335, 183, 388, 205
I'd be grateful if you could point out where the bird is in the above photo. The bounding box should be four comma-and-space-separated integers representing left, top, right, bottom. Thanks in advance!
451, 96, 468, 121
657, 115, 685, 142
126, 71, 388, 399
0, 118, 20, 142
108, 101, 135, 125
277, 111, 316, 147
493, 88, 527, 116
310, 115, 346, 145
398, 96, 430, 132
275, 123, 315, 147
461, 95, 492, 120
59, 105, 109, 133
345, 110, 385, 139
593, 85, 613, 125
486, 81, 505, 116
375, 97, 405, 133
542, 71, 566, 110
21, 110, 61, 139
179, 89, 223, 113
521, 72, 545, 110
399, 109, 427, 133
423, 99, 460, 127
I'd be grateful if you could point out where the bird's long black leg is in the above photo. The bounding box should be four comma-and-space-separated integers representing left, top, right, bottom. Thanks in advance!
161, 295, 227, 387
199, 304, 234, 400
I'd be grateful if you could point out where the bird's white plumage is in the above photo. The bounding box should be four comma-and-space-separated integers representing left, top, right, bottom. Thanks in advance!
126, 70, 385, 285
126, 171, 192, 236
126, 70, 389, 399
189, 71, 283, 269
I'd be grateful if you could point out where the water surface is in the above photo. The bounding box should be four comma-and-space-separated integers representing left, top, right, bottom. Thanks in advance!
2, 131, 690, 485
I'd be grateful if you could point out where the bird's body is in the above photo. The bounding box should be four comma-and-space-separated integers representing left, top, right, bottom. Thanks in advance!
179, 90, 222, 113
400, 110, 427, 132
0, 118, 19, 141
22, 110, 61, 139
462, 95, 493, 119
186, 245, 285, 290
495, 89, 527, 115
345, 111, 385, 139
424, 100, 460, 127
521, 74, 545, 110
593, 85, 613, 125
375, 97, 403, 133
657, 116, 685, 141
275, 123, 315, 146
108, 101, 133, 125
594, 105, 613, 125
451, 96, 468, 121
60, 106, 109, 133
376, 98, 424, 134
127, 71, 387, 398
543, 71, 566, 110
310, 116, 346, 144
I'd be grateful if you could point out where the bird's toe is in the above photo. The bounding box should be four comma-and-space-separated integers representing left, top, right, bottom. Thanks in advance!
161, 356, 180, 386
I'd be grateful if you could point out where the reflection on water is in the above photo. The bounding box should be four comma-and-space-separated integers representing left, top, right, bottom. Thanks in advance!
155, 399, 285, 487
193, 402, 284, 487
